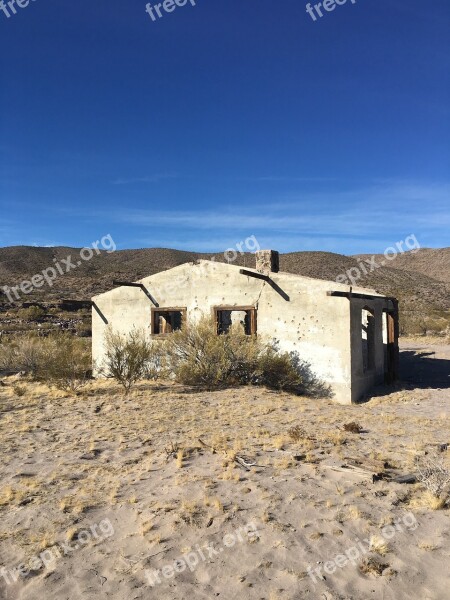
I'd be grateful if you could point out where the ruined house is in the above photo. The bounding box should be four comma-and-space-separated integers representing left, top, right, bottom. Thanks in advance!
91, 250, 399, 404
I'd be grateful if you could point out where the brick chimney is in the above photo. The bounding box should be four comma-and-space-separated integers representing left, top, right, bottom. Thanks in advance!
255, 250, 279, 275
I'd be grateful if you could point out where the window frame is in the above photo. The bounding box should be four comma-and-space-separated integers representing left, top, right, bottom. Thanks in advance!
150, 307, 186, 337
212, 305, 257, 335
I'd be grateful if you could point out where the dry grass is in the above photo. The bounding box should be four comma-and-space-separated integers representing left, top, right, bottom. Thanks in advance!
0, 362, 449, 597
370, 535, 390, 556
417, 540, 439, 551
359, 556, 389, 576
410, 491, 447, 511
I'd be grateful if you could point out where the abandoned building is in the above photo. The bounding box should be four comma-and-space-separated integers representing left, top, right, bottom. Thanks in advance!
91, 250, 399, 404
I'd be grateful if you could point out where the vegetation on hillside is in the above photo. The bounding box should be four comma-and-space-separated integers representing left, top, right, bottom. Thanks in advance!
1, 246, 449, 336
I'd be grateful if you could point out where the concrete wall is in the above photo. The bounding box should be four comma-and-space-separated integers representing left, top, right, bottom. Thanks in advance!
349, 297, 392, 403
92, 260, 388, 404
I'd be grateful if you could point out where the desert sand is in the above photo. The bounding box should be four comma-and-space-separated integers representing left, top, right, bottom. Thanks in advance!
0, 339, 449, 600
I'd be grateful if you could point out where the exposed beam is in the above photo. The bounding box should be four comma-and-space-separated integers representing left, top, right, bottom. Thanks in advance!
239, 269, 289, 301
92, 301, 108, 324
112, 281, 159, 306
239, 269, 269, 282
327, 291, 396, 302
113, 281, 144, 288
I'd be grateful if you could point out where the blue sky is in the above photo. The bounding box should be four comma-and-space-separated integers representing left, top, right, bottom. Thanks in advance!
0, 0, 449, 254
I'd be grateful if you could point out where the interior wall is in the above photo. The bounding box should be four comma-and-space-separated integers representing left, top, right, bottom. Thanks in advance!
350, 298, 391, 403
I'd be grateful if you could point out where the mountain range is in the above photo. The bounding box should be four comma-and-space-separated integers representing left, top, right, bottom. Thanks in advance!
0, 245, 449, 333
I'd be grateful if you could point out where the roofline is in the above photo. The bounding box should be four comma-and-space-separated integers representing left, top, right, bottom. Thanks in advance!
327, 291, 396, 302
91, 259, 391, 300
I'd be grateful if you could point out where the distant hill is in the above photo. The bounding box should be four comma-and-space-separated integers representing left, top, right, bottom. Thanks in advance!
0, 246, 449, 334
355, 247, 450, 285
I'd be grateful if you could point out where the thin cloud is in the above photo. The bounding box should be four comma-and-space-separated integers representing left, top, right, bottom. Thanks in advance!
48, 180, 450, 254
111, 173, 178, 185
108, 181, 450, 237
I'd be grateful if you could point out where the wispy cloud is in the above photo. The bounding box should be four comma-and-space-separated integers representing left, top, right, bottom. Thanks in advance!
108, 181, 450, 235
47, 180, 450, 254
237, 176, 337, 183
111, 173, 178, 185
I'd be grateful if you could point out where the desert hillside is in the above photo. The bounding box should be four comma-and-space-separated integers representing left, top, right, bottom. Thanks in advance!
0, 246, 449, 335
355, 247, 450, 284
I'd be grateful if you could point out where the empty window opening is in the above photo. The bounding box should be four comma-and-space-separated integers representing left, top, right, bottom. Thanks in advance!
361, 307, 375, 372
383, 309, 396, 382
151, 308, 185, 335
214, 307, 257, 335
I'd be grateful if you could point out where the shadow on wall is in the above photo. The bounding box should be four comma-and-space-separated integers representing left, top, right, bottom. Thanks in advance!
289, 353, 334, 399
176, 351, 334, 399
399, 350, 450, 389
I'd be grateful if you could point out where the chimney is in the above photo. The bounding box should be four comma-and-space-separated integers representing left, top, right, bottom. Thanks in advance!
255, 250, 279, 275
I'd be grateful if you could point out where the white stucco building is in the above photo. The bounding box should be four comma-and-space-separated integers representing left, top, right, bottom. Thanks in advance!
92, 250, 399, 404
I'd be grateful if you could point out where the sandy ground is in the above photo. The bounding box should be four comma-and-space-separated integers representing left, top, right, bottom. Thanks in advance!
0, 339, 449, 600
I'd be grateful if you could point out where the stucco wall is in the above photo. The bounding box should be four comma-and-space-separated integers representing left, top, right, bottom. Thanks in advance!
92, 261, 385, 404
349, 297, 393, 403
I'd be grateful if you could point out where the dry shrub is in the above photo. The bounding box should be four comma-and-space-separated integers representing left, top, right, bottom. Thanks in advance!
410, 491, 447, 511
359, 556, 389, 576
415, 454, 450, 504
17, 306, 46, 322
12, 384, 26, 398
162, 317, 260, 389
0, 333, 91, 392
370, 536, 389, 556
161, 316, 311, 394
343, 422, 364, 434
43, 334, 91, 392
103, 328, 159, 394
254, 345, 305, 392
0, 334, 45, 377
94, 318, 331, 396
288, 425, 307, 442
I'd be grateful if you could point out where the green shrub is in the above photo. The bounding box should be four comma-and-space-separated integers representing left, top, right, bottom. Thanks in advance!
17, 306, 46, 321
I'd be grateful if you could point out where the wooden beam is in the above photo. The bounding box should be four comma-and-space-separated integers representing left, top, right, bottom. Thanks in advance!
92, 301, 108, 324
113, 281, 144, 288
327, 291, 395, 302
239, 269, 289, 301
112, 281, 159, 307
239, 269, 269, 282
